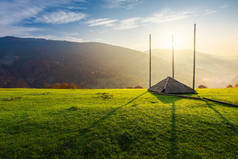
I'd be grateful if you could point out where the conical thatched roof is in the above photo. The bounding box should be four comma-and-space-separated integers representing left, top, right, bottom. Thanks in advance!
149, 76, 196, 94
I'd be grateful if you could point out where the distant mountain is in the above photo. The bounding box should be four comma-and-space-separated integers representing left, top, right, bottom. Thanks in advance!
148, 49, 238, 88
232, 75, 238, 85
0, 37, 154, 88
0, 36, 237, 88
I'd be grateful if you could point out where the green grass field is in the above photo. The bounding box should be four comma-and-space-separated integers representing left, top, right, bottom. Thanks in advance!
0, 88, 238, 159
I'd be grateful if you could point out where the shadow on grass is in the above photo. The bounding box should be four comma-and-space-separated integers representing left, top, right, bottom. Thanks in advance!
169, 101, 178, 159
78, 91, 148, 136
205, 100, 238, 134
149, 92, 180, 159
58, 91, 147, 148
52, 91, 149, 157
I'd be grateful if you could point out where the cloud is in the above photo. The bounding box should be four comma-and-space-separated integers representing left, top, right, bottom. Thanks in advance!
86, 9, 194, 30
203, 9, 216, 15
30, 34, 84, 43
115, 17, 140, 30
103, 0, 142, 9
0, 0, 87, 25
0, 2, 43, 26
85, 18, 118, 27
143, 9, 193, 24
35, 11, 87, 24
86, 17, 140, 30
0, 0, 87, 36
0, 26, 41, 37
0, 1, 43, 36
220, 4, 229, 9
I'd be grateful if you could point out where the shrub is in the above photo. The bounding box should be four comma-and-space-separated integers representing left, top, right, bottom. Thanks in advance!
227, 84, 233, 88
235, 83, 238, 88
198, 85, 207, 89
134, 85, 143, 89
70, 83, 79, 89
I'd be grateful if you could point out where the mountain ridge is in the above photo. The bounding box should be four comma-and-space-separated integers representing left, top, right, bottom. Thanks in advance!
0, 36, 237, 88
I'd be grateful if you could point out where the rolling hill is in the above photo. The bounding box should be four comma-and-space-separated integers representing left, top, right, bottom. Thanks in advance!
0, 36, 237, 88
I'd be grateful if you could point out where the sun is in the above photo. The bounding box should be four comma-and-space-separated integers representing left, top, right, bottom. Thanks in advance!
160, 34, 185, 50
150, 30, 192, 51
171, 35, 183, 50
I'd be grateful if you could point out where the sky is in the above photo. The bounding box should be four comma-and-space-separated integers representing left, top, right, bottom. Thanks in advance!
0, 0, 238, 56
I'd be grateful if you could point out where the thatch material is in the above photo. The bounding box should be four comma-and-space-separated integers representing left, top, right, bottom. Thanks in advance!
149, 76, 196, 94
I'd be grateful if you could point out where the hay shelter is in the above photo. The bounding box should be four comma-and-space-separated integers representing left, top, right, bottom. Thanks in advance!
149, 76, 196, 94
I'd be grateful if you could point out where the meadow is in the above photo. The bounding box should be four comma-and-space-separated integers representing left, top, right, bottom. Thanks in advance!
0, 88, 238, 159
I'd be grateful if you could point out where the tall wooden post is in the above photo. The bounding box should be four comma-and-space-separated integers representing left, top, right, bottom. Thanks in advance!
149, 34, 152, 88
193, 24, 196, 89
172, 34, 175, 79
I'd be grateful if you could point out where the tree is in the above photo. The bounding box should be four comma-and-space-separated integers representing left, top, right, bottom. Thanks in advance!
62, 83, 69, 89
44, 82, 79, 89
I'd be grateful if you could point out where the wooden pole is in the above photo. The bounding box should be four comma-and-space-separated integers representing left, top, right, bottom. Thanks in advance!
149, 34, 152, 88
172, 34, 174, 79
193, 24, 196, 89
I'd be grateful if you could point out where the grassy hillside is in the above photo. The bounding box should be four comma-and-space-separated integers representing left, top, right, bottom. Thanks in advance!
0, 88, 238, 158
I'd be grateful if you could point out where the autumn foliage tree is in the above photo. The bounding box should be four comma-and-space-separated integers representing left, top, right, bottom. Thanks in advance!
44, 83, 79, 89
